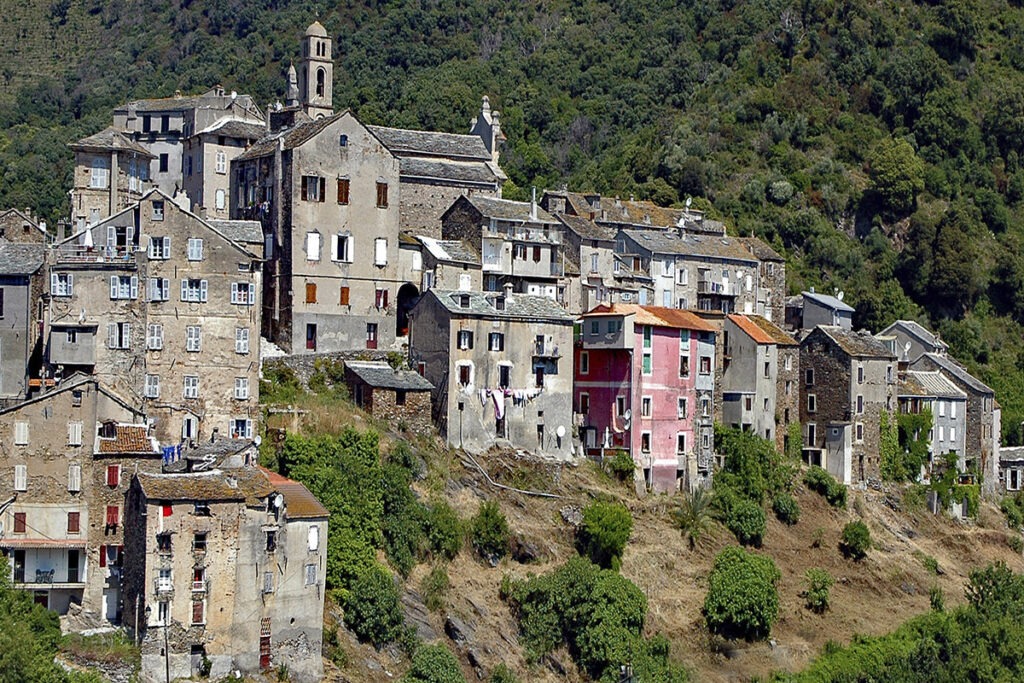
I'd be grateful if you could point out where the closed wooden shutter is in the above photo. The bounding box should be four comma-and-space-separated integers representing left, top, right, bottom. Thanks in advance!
339, 286, 350, 306
305, 283, 317, 303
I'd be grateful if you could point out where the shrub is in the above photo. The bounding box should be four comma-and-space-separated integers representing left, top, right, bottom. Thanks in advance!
471, 501, 510, 562
929, 585, 945, 611
725, 498, 766, 547
804, 568, 834, 613
1010, 534, 1024, 554
920, 554, 940, 575
489, 663, 519, 683
840, 521, 871, 560
606, 450, 636, 481
342, 564, 405, 648
811, 527, 825, 548
576, 500, 633, 570
381, 462, 427, 577
772, 492, 800, 525
403, 644, 466, 683
1001, 493, 1024, 529
673, 486, 715, 549
804, 467, 847, 508
424, 501, 463, 560
704, 546, 781, 640
421, 564, 450, 612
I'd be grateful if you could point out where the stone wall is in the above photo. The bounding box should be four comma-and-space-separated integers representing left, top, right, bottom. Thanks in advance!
369, 387, 433, 435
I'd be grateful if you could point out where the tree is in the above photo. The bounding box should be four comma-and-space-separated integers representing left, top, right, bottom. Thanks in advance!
869, 137, 925, 216
576, 500, 633, 570
470, 501, 510, 562
840, 521, 872, 560
403, 644, 466, 683
704, 546, 781, 640
673, 486, 716, 549
803, 568, 834, 613
342, 564, 406, 648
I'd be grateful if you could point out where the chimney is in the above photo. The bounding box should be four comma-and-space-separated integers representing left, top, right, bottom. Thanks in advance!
211, 427, 219, 443
226, 474, 237, 489
530, 187, 537, 221
503, 282, 514, 302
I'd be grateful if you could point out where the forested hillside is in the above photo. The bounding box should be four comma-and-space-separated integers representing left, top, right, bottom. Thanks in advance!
4, 0, 1024, 433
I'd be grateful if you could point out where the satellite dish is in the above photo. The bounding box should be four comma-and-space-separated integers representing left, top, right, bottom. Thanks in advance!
623, 409, 632, 421
685, 197, 692, 208
837, 290, 844, 301
556, 425, 566, 438
253, 435, 262, 447
273, 493, 284, 509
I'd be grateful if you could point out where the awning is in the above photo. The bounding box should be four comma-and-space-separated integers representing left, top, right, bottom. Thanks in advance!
0, 538, 88, 549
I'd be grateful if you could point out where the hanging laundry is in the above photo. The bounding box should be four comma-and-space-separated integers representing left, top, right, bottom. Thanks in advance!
491, 389, 506, 419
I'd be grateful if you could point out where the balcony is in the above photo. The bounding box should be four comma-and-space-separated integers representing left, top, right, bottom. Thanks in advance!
55, 245, 136, 265
510, 229, 560, 245
533, 342, 561, 358
154, 578, 174, 595
697, 279, 737, 296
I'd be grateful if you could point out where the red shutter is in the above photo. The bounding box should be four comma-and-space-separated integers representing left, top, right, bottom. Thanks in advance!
106, 505, 119, 526
99, 544, 107, 567
13, 512, 26, 533
192, 599, 205, 624
339, 286, 350, 306
67, 511, 80, 533
162, 504, 172, 517
106, 465, 120, 487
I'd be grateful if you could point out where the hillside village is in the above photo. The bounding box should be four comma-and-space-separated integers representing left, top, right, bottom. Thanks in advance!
0, 19, 1020, 683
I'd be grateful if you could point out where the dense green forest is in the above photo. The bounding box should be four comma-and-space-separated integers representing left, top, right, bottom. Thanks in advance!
4, 0, 1024, 436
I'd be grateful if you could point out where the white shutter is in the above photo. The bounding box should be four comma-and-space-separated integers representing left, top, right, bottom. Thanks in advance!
14, 464, 27, 491
107, 226, 116, 248
123, 324, 131, 348
130, 276, 139, 299
68, 464, 82, 493
459, 273, 471, 291
181, 280, 188, 301
110, 275, 118, 299
148, 278, 158, 301
374, 237, 387, 266
68, 422, 83, 446
67, 274, 73, 295
161, 279, 169, 300
307, 232, 321, 261
200, 280, 208, 302
13, 422, 28, 446
331, 235, 339, 261
236, 328, 249, 354
108, 323, 117, 348
163, 237, 171, 259
51, 272, 58, 291
231, 283, 239, 304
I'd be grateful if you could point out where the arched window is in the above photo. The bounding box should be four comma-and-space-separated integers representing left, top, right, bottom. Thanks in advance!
316, 68, 326, 97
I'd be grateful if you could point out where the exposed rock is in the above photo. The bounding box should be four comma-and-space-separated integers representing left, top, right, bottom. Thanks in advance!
560, 505, 583, 527
402, 589, 440, 642
510, 534, 542, 564
445, 614, 475, 645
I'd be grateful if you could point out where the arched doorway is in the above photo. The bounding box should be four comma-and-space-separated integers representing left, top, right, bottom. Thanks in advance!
396, 283, 420, 337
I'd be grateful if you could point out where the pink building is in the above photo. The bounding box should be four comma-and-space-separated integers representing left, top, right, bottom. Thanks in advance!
575, 304, 717, 493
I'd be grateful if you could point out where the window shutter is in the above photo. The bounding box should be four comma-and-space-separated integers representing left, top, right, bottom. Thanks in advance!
67, 273, 73, 294
108, 323, 117, 348
14, 464, 27, 491
163, 237, 171, 259
301, 178, 308, 201
200, 280, 208, 302
161, 279, 169, 299
107, 226, 116, 247
148, 279, 157, 301
130, 276, 139, 299
110, 276, 118, 298
181, 280, 188, 301
123, 324, 131, 348
51, 272, 58, 290
374, 238, 387, 266
106, 505, 119, 526
231, 282, 239, 303
99, 545, 107, 567
340, 286, 350, 306
318, 177, 325, 202
68, 464, 81, 492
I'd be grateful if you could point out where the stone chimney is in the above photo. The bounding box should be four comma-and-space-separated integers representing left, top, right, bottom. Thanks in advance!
470, 95, 504, 166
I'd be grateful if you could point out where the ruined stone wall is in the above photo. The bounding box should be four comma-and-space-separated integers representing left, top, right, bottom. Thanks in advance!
369, 387, 433, 435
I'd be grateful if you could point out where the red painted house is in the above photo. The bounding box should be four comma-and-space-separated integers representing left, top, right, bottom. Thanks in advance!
575, 304, 717, 493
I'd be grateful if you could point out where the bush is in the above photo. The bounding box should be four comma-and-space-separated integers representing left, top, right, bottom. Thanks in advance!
704, 546, 781, 640
421, 564, 450, 612
342, 564, 405, 648
1001, 493, 1024, 529
673, 486, 715, 549
606, 450, 636, 481
772, 492, 800, 525
804, 467, 847, 508
576, 500, 634, 570
1009, 534, 1024, 554
471, 501, 510, 562
725, 498, 766, 547
489, 663, 519, 683
403, 644, 466, 683
804, 568, 834, 613
424, 501, 463, 560
840, 521, 871, 560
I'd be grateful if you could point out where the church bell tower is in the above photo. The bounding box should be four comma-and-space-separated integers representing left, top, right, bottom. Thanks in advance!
299, 21, 333, 119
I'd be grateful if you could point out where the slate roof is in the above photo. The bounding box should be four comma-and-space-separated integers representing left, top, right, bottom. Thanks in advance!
728, 314, 777, 345
905, 370, 966, 399
97, 424, 159, 454
739, 236, 785, 261
261, 468, 330, 519
560, 191, 689, 228
999, 446, 1024, 464
426, 289, 574, 322
459, 196, 557, 223
115, 88, 257, 114
580, 303, 717, 332
235, 112, 345, 161
398, 157, 499, 184
898, 372, 930, 398
137, 467, 274, 505
0, 242, 45, 274
345, 361, 434, 391
206, 219, 263, 245
196, 118, 266, 140
556, 213, 617, 241
881, 320, 948, 354
812, 326, 895, 358
416, 236, 480, 265
69, 127, 155, 157
620, 229, 758, 262
803, 291, 854, 313
367, 124, 491, 161
914, 353, 993, 395
749, 315, 798, 346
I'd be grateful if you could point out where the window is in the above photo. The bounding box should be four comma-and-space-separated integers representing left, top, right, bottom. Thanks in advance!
532, 245, 542, 262
235, 328, 250, 354
192, 567, 206, 591
701, 397, 711, 417
215, 151, 227, 174
807, 394, 816, 413
641, 396, 652, 417
13, 512, 25, 533
458, 364, 472, 387
184, 376, 199, 399
90, 157, 110, 188
302, 175, 325, 202
678, 398, 688, 419
677, 433, 687, 454
498, 364, 511, 389
231, 418, 253, 439
938, 426, 946, 441
857, 364, 864, 384
514, 244, 527, 260
764, 361, 771, 378
785, 355, 792, 371
265, 531, 277, 552
160, 115, 169, 133
106, 322, 131, 349
366, 323, 378, 349
578, 351, 590, 374
308, 525, 320, 552
67, 511, 80, 534
459, 294, 471, 308
806, 423, 817, 445
158, 154, 168, 173
263, 572, 275, 594
489, 333, 505, 351
234, 377, 250, 400
677, 267, 689, 285
535, 365, 545, 388
148, 278, 170, 301
951, 402, 957, 419
938, 401, 946, 417
337, 178, 350, 204
856, 395, 864, 415
578, 392, 590, 414
71, 390, 82, 406
144, 374, 160, 398
183, 415, 198, 440
194, 502, 211, 516
305, 563, 317, 586
191, 599, 205, 625
51, 273, 73, 297
106, 464, 120, 488
375, 288, 388, 309
374, 237, 388, 266
855, 422, 864, 442
642, 353, 652, 374
642, 326, 652, 349
231, 282, 255, 305
616, 396, 626, 416
149, 236, 171, 259
306, 232, 321, 261
699, 356, 711, 374
339, 134, 348, 147
105, 505, 119, 527
950, 427, 956, 442
458, 330, 474, 350
333, 234, 352, 262
152, 200, 164, 221
14, 464, 27, 490
679, 355, 690, 377
305, 282, 317, 304
187, 238, 204, 261
805, 368, 814, 385
339, 286, 350, 306
641, 432, 651, 453
186, 325, 202, 352
376, 181, 388, 208
109, 275, 139, 300
68, 464, 81, 492
591, 253, 599, 272
215, 189, 226, 210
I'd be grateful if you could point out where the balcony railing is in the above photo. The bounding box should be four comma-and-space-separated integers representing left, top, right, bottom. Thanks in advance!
55, 245, 136, 265
534, 342, 561, 358
155, 578, 174, 594
697, 280, 736, 296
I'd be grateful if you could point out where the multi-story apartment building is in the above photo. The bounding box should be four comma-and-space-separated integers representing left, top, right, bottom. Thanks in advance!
0, 374, 162, 621
800, 326, 897, 484
123, 461, 327, 682
68, 128, 155, 230
574, 304, 717, 493
408, 288, 574, 458
181, 118, 266, 220
749, 314, 801, 455
0, 240, 45, 405
898, 369, 968, 473
47, 189, 262, 444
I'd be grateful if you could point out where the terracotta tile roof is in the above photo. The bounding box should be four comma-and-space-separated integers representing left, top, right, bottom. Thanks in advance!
728, 314, 777, 345
748, 315, 799, 346
580, 303, 717, 332
137, 467, 274, 505
97, 424, 157, 453
261, 468, 330, 519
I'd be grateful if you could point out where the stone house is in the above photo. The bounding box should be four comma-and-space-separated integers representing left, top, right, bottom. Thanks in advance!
344, 360, 434, 433
0, 208, 49, 243
123, 463, 327, 682
792, 290, 854, 331
408, 288, 574, 458
800, 326, 897, 484
68, 128, 155, 230
749, 314, 800, 455
47, 189, 263, 445
410, 234, 483, 294
575, 304, 717, 493
880, 319, 949, 362
998, 446, 1024, 493
441, 194, 570, 304
0, 374, 162, 622
737, 237, 787, 324
0, 241, 46, 405
181, 118, 266, 220
898, 369, 967, 474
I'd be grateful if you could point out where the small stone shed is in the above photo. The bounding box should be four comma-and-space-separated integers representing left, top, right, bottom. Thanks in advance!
344, 361, 434, 432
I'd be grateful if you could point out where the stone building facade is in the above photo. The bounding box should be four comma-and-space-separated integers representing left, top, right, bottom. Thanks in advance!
344, 361, 434, 433
68, 128, 154, 230
408, 289, 574, 458
0, 241, 45, 405
123, 463, 327, 682
0, 208, 49, 243
48, 190, 263, 444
